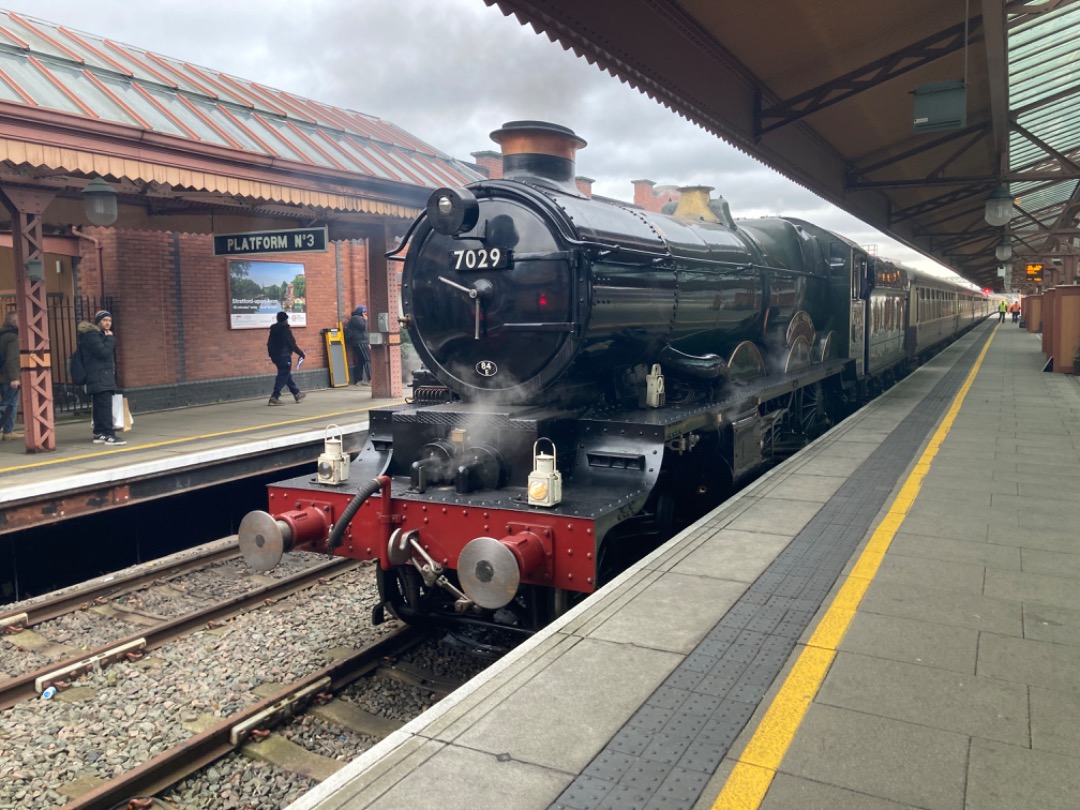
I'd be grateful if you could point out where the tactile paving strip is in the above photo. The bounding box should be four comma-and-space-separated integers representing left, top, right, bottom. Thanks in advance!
552, 327, 993, 810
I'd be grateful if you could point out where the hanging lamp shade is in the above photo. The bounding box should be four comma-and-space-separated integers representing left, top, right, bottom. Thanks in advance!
82, 177, 118, 226
995, 234, 1013, 262
985, 184, 1013, 227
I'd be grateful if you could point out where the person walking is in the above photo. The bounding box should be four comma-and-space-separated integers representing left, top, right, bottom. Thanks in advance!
0, 311, 21, 440
79, 310, 126, 446
267, 311, 306, 405
998, 299, 1007, 322
345, 305, 371, 386
1010, 301, 1020, 323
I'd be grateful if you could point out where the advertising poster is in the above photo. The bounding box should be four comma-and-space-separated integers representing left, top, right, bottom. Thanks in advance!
229, 260, 307, 329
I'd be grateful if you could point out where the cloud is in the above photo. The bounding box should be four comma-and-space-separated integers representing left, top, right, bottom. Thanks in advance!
11, 0, 963, 279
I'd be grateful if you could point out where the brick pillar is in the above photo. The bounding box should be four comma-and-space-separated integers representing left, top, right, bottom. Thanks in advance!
575, 176, 594, 197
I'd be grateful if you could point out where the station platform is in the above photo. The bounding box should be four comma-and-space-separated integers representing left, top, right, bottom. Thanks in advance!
0, 385, 398, 536
289, 319, 1080, 810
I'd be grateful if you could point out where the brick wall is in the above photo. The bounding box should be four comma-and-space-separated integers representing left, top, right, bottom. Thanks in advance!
72, 227, 377, 411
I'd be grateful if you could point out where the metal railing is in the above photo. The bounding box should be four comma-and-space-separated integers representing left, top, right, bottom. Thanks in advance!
0, 293, 115, 417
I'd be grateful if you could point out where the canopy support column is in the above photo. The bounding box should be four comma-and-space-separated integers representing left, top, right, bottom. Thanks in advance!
0, 185, 57, 453
365, 225, 403, 400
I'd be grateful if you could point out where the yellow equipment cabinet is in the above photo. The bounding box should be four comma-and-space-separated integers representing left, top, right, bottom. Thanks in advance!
323, 325, 350, 387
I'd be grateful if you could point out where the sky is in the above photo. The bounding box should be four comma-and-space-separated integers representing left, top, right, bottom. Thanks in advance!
6, 0, 968, 281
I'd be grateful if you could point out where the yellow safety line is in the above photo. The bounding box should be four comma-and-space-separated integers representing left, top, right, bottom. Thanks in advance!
0, 401, 403, 474
712, 326, 997, 810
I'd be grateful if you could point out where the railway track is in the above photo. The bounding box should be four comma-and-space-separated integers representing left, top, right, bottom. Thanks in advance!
0, 545, 503, 809
0, 538, 241, 629
61, 624, 431, 810
0, 549, 354, 708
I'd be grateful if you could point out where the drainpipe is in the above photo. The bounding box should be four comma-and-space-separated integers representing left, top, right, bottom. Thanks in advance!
70, 226, 105, 304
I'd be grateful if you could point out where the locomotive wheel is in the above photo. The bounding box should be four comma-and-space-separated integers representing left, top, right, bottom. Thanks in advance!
792, 381, 830, 438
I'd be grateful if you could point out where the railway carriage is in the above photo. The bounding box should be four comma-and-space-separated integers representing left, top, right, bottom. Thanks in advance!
908, 269, 990, 358
238, 122, 988, 634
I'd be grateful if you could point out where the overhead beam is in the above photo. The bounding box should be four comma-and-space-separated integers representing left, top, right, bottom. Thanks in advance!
980, 0, 1010, 163
755, 20, 981, 138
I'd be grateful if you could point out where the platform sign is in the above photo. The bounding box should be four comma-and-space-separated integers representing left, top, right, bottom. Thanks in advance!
214, 227, 328, 257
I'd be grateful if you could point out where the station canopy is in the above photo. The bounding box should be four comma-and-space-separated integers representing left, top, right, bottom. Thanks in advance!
0, 9, 483, 226
487, 0, 1080, 288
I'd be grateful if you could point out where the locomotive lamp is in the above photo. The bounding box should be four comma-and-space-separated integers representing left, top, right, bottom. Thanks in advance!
427, 187, 479, 235
984, 184, 1013, 227
316, 424, 350, 486
528, 438, 562, 507
646, 364, 665, 408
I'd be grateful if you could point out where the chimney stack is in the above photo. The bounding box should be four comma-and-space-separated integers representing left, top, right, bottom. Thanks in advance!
490, 121, 587, 194
470, 150, 502, 179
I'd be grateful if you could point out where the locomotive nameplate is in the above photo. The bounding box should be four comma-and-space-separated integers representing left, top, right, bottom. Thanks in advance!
450, 247, 512, 270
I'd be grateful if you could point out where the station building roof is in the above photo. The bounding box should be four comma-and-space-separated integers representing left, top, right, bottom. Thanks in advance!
0, 9, 484, 224
486, 0, 1080, 290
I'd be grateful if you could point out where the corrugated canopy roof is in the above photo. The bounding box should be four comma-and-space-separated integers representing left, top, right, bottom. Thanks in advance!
0, 8, 483, 217
1006, 5, 1080, 266
486, 0, 1080, 290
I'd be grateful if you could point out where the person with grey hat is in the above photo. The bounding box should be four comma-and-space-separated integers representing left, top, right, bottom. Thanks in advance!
78, 310, 126, 446
266, 311, 306, 405
345, 305, 371, 386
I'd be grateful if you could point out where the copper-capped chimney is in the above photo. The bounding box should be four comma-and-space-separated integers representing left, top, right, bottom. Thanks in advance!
489, 121, 587, 194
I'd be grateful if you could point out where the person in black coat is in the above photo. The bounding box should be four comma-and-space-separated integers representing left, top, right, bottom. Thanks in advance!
78, 310, 126, 446
0, 311, 20, 439
267, 311, 306, 405
345, 305, 371, 385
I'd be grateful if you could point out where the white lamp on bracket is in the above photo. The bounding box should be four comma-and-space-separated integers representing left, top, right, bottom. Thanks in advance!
82, 177, 118, 226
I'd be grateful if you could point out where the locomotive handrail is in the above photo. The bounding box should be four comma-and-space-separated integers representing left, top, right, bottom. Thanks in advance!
511, 251, 574, 262
498, 322, 574, 332
384, 214, 426, 260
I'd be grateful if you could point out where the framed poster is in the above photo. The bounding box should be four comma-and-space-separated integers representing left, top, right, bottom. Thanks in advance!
228, 260, 307, 329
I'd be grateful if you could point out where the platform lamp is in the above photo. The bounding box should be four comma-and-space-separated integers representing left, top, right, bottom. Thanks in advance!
994, 233, 1013, 262
82, 176, 118, 226
984, 184, 1013, 227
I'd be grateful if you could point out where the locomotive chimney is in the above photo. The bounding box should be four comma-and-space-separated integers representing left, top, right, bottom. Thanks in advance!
490, 121, 587, 194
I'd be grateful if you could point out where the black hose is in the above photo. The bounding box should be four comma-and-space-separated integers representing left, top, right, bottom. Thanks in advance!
326, 478, 382, 552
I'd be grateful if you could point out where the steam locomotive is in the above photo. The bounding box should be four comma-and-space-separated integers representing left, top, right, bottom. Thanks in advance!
238, 121, 990, 634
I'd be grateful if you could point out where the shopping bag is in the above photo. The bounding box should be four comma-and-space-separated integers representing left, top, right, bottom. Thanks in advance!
112, 394, 134, 432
